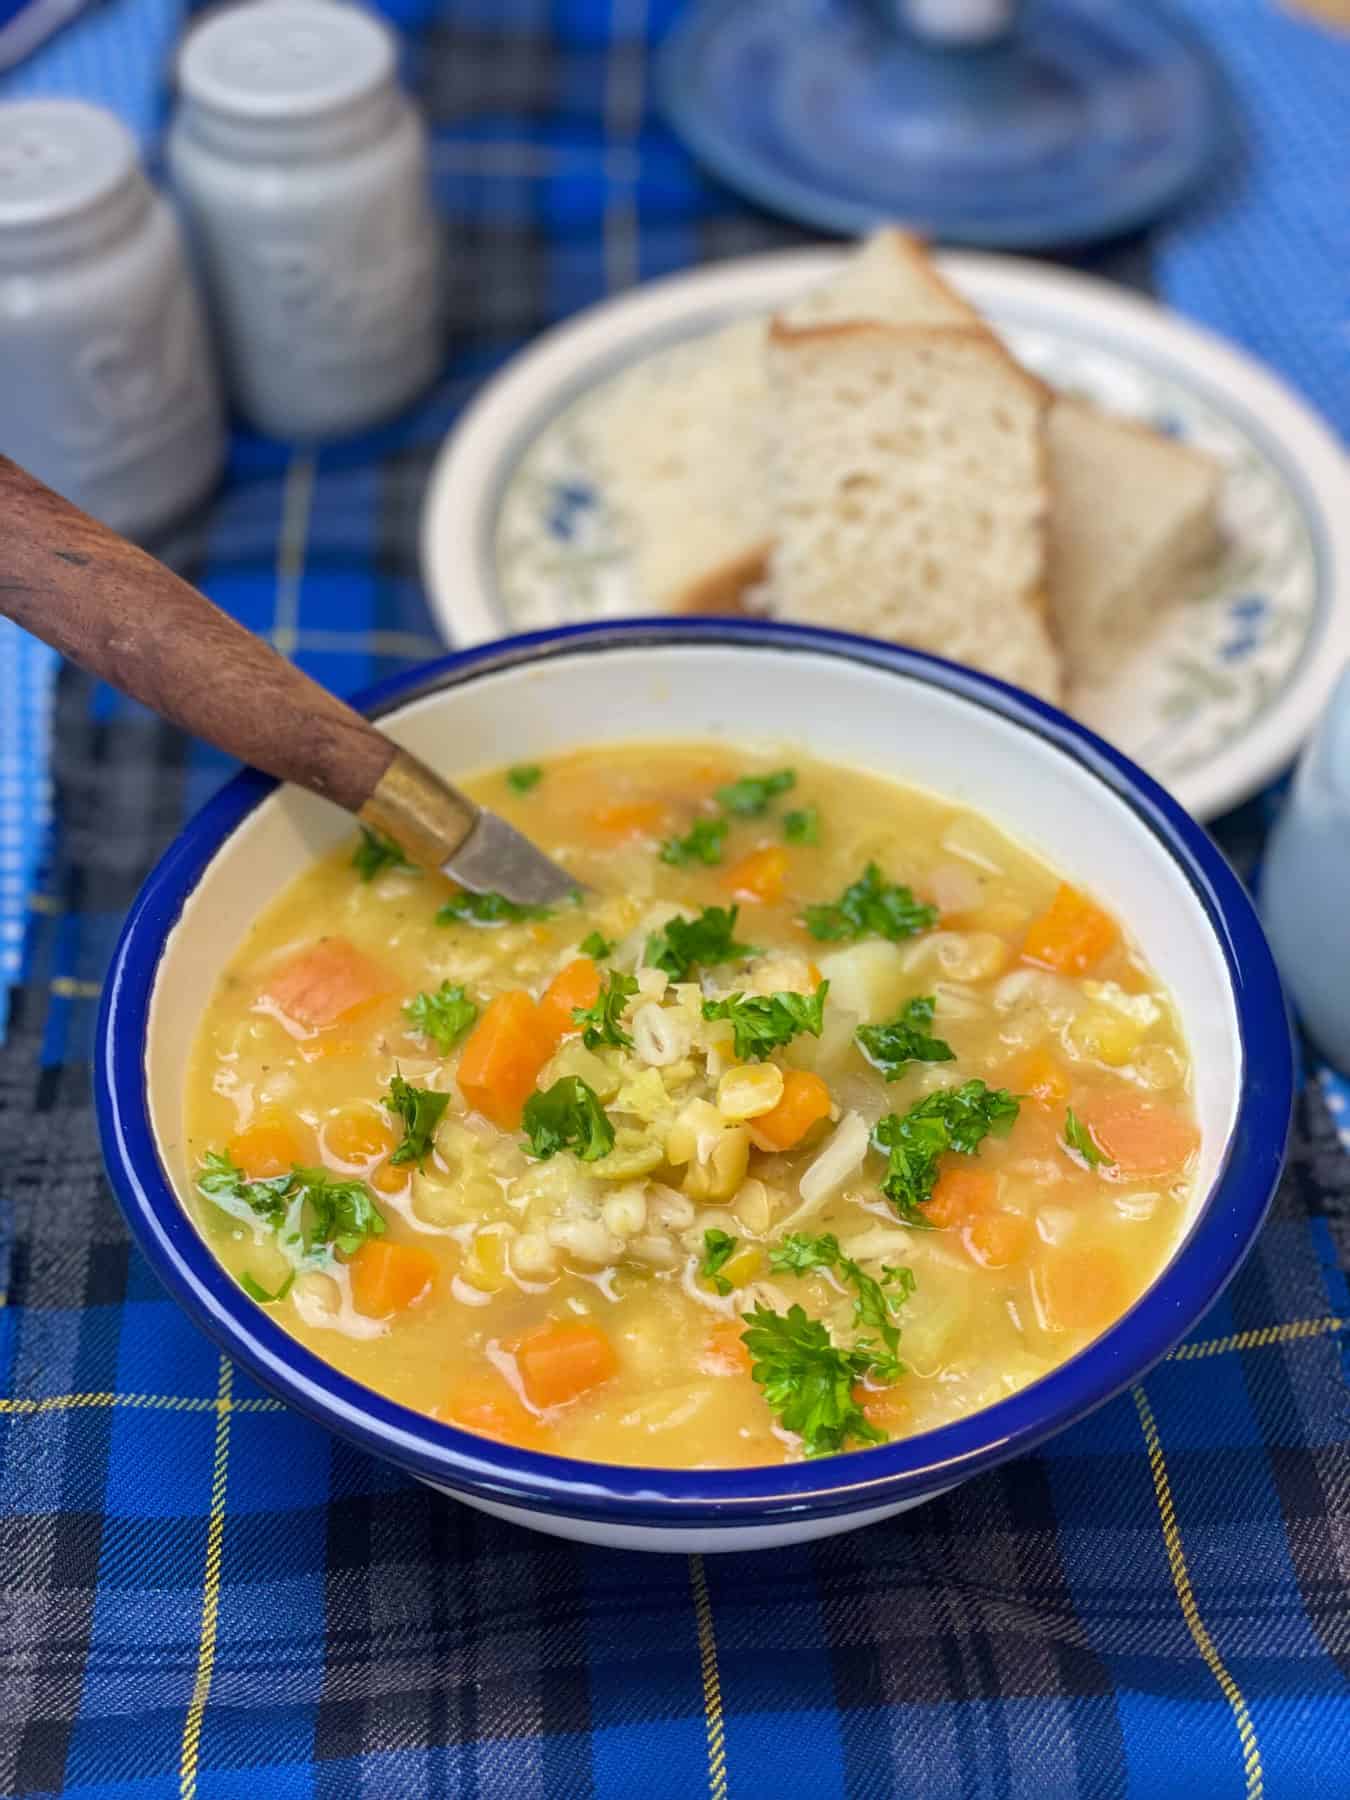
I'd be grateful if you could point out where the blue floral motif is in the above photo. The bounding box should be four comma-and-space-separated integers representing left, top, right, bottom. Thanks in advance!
1219, 594, 1268, 664
546, 480, 598, 541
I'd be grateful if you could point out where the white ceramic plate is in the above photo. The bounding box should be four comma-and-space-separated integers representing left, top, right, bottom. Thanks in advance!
421, 250, 1350, 821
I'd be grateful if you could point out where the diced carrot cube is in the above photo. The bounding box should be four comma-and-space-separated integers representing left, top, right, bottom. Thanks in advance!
348, 1240, 439, 1316
262, 937, 392, 1030
1022, 884, 1119, 975
537, 956, 602, 1044
924, 1165, 995, 1228
1077, 1094, 1199, 1176
747, 1069, 832, 1151
722, 846, 789, 904
457, 989, 554, 1129
370, 1160, 410, 1196
699, 1321, 752, 1378
510, 1319, 618, 1410
587, 798, 673, 841
443, 1372, 554, 1450
1013, 1045, 1071, 1109
855, 1383, 911, 1435
325, 1108, 397, 1166
963, 1211, 1032, 1268
1033, 1247, 1128, 1333
228, 1114, 306, 1180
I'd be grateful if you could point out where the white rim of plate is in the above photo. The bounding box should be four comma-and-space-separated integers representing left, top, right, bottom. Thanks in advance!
421, 248, 1350, 822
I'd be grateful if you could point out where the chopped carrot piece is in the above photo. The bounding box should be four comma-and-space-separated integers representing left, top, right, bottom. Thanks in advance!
370, 1160, 410, 1196
1013, 1045, 1071, 1109
348, 1240, 439, 1316
443, 1372, 553, 1450
924, 1165, 995, 1228
1077, 1094, 1199, 1176
1021, 884, 1119, 975
700, 1321, 752, 1378
963, 1211, 1032, 1268
262, 937, 392, 1030
325, 1108, 397, 1166
228, 1114, 306, 1180
748, 1069, 832, 1151
457, 989, 554, 1129
855, 1383, 911, 1435
722, 845, 789, 904
1034, 1247, 1128, 1333
537, 956, 602, 1044
510, 1319, 618, 1410
587, 798, 673, 841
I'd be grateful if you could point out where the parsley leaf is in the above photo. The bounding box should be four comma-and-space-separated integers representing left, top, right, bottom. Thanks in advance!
352, 826, 412, 882
239, 1269, 295, 1304
507, 763, 543, 793
196, 1152, 386, 1258
438, 890, 553, 927
384, 1073, 450, 1167
645, 905, 759, 982
783, 807, 820, 845
574, 969, 638, 1049
579, 929, 613, 960
197, 1149, 294, 1230
872, 1081, 1020, 1223
701, 980, 828, 1061
1064, 1106, 1114, 1169
660, 815, 729, 867
855, 995, 954, 1081
701, 1228, 739, 1295
803, 862, 938, 944
403, 981, 478, 1052
522, 1077, 616, 1162
768, 1232, 912, 1371
741, 1303, 885, 1457
716, 769, 797, 817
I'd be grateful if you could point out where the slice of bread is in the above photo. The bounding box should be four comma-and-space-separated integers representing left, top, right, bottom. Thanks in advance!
763, 319, 1062, 702
784, 227, 980, 333
1047, 397, 1223, 688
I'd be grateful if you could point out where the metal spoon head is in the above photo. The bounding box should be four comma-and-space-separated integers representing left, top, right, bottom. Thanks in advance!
441, 809, 580, 907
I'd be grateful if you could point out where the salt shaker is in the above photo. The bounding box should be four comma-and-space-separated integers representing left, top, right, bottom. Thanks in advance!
168, 0, 443, 440
0, 100, 224, 540
1262, 664, 1350, 1072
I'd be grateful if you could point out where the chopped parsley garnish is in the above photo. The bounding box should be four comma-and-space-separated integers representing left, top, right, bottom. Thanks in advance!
700, 1228, 739, 1295
579, 929, 614, 960
1064, 1106, 1114, 1169
384, 1073, 450, 1167
741, 1303, 886, 1457
701, 980, 828, 1061
660, 814, 729, 867
855, 995, 954, 1081
768, 1232, 912, 1371
872, 1081, 1020, 1223
403, 981, 478, 1052
522, 1077, 616, 1162
196, 1151, 386, 1258
437, 890, 553, 927
645, 905, 759, 982
783, 807, 820, 845
574, 969, 638, 1050
506, 763, 543, 794
352, 826, 412, 882
716, 769, 797, 817
239, 1269, 295, 1304
803, 862, 938, 944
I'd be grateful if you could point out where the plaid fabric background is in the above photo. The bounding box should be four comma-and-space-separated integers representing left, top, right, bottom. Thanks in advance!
3, 1, 1350, 1795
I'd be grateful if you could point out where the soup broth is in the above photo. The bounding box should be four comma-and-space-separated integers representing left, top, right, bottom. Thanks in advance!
182, 743, 1198, 1467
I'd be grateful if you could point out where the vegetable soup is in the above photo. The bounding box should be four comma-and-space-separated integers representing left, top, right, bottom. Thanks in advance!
183, 745, 1199, 1467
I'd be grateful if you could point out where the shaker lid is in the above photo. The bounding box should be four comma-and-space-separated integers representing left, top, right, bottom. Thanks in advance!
177, 0, 396, 121
0, 100, 138, 232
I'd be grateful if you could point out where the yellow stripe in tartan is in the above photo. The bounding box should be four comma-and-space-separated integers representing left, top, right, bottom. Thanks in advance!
1168, 1315, 1345, 1360
1134, 1385, 1264, 1798
0, 1390, 284, 1415
180, 1357, 233, 1800
688, 1555, 728, 1800
50, 977, 101, 999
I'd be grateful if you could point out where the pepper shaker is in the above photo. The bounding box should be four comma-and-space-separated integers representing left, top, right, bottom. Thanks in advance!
168, 0, 444, 441
0, 100, 224, 540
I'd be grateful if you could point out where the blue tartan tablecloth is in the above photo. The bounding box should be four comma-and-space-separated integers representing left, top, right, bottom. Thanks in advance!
2, 2, 1349, 1797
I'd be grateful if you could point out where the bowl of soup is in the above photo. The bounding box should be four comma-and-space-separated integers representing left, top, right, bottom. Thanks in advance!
97, 620, 1291, 1551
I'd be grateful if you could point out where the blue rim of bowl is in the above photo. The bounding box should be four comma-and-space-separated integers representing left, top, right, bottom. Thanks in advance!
96, 619, 1292, 1529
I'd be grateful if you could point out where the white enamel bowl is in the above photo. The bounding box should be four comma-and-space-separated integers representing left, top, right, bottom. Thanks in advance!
97, 622, 1291, 1552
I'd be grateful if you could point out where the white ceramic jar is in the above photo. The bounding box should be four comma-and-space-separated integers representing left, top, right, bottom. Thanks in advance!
168, 0, 443, 440
0, 99, 225, 539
